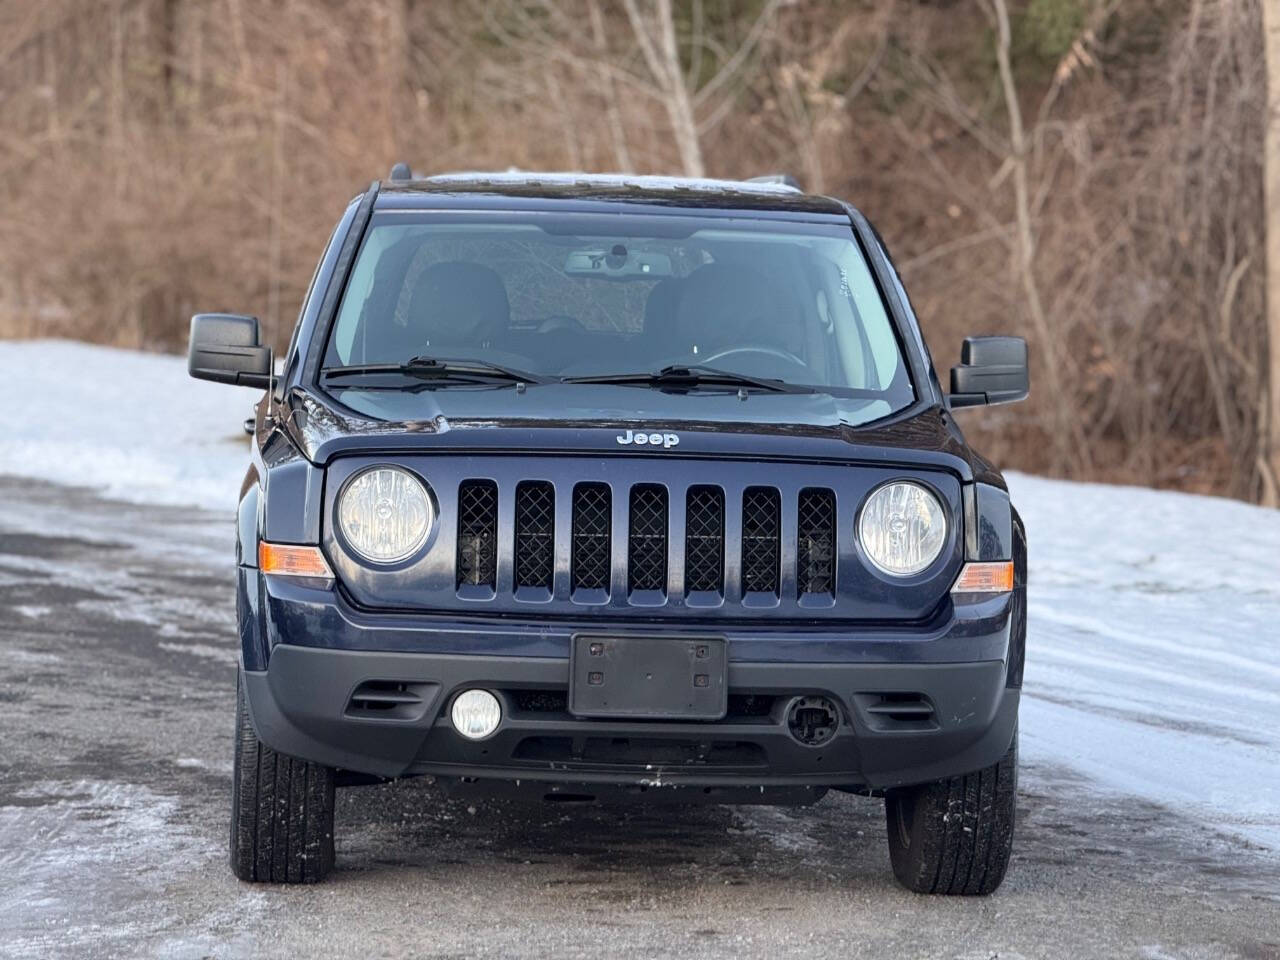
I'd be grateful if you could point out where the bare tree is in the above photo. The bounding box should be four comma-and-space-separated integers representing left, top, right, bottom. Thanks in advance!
589, 0, 633, 172
1263, 0, 1280, 504
479, 0, 782, 177
621, 0, 705, 176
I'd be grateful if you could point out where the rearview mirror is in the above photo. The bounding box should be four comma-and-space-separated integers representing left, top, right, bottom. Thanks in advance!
564, 245, 673, 278
187, 313, 272, 388
948, 336, 1028, 408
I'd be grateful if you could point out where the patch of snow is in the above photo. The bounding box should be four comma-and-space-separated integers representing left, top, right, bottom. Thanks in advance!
157, 641, 236, 662
6, 648, 61, 664
0, 340, 252, 512
13, 605, 52, 620
1008, 471, 1280, 851
0, 780, 217, 958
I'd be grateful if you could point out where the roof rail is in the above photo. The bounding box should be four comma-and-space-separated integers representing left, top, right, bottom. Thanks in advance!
747, 173, 802, 191
388, 162, 413, 182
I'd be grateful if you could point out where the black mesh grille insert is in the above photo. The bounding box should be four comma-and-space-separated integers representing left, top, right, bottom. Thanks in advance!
514, 481, 554, 590
571, 483, 611, 591
628, 484, 668, 593
797, 488, 836, 596
456, 480, 498, 588
741, 487, 781, 595
684, 486, 724, 594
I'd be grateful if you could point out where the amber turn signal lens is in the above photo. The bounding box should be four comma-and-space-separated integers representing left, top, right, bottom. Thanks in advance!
951, 561, 1014, 594
259, 542, 333, 579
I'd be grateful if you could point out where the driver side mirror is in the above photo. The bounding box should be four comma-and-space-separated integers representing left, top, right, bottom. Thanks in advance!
187, 313, 272, 388
948, 336, 1028, 408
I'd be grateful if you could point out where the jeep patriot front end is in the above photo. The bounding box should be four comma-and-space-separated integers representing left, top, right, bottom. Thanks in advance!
191, 170, 1029, 893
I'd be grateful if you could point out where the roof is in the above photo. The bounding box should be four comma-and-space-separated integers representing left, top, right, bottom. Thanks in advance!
374, 170, 851, 217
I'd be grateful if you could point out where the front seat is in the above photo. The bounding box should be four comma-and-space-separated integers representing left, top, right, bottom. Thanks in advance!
673, 262, 790, 360
638, 277, 684, 363
400, 260, 510, 353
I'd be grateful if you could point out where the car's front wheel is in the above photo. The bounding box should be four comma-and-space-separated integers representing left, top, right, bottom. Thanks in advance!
883, 734, 1017, 895
230, 675, 335, 883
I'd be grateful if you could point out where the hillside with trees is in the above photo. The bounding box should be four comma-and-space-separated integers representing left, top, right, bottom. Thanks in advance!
0, 0, 1275, 502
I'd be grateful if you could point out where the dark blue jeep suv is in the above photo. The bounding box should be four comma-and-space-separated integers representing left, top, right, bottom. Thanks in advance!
189, 170, 1029, 893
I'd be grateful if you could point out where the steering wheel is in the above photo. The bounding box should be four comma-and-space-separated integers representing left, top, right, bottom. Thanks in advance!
698, 344, 808, 372
537, 315, 587, 335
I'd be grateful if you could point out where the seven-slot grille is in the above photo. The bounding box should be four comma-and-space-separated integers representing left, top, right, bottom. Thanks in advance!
450, 480, 841, 601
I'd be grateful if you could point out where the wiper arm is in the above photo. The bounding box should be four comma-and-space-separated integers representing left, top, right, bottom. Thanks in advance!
564, 364, 814, 394
321, 356, 551, 384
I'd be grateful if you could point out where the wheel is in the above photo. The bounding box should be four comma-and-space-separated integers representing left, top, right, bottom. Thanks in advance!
884, 733, 1017, 895
230, 675, 335, 883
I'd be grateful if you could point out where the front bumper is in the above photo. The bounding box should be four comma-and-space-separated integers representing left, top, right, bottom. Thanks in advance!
240, 573, 1020, 791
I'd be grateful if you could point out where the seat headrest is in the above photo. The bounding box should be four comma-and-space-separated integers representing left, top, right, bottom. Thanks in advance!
674, 262, 787, 355
405, 261, 510, 349
642, 277, 684, 342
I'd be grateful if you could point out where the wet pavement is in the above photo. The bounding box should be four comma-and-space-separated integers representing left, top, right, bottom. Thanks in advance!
0, 475, 1277, 959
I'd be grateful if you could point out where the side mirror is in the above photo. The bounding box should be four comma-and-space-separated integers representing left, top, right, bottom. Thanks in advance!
188, 313, 272, 388
948, 336, 1028, 408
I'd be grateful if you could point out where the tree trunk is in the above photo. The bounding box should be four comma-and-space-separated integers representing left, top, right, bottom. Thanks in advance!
622, 0, 706, 178
1262, 0, 1280, 505
589, 0, 634, 172
654, 0, 705, 177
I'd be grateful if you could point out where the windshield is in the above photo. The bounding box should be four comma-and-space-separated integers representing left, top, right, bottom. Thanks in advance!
323, 211, 914, 417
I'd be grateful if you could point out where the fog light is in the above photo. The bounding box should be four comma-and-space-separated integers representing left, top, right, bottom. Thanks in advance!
451, 689, 501, 740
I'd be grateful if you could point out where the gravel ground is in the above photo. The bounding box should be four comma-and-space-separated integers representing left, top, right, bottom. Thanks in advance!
0, 476, 1277, 960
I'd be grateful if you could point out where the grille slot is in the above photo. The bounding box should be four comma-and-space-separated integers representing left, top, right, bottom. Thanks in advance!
741, 487, 781, 595
571, 483, 612, 592
628, 484, 668, 593
684, 486, 725, 594
797, 488, 836, 597
456, 480, 498, 589
514, 481, 555, 590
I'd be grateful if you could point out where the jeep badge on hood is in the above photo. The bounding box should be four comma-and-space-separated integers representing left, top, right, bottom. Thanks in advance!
617, 429, 680, 449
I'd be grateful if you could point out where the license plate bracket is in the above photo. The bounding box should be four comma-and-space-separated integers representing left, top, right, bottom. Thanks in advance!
569, 635, 728, 720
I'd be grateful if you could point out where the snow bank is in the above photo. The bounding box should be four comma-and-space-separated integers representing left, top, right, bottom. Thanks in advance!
0, 340, 251, 511
1, 339, 1276, 849
1009, 472, 1280, 850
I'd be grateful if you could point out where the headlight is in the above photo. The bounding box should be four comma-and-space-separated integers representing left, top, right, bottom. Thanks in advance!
858, 481, 947, 576
338, 467, 433, 563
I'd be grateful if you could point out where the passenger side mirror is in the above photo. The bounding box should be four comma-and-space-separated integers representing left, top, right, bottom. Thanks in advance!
948, 336, 1028, 408
187, 313, 272, 388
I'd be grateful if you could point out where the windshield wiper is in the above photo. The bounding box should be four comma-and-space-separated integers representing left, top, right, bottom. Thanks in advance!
563, 364, 816, 394
321, 356, 552, 385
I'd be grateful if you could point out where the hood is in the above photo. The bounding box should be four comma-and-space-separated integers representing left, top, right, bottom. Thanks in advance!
282, 383, 998, 486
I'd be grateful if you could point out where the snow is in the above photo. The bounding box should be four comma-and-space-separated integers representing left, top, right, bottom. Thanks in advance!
423, 170, 802, 194
0, 779, 218, 958
0, 339, 1277, 851
1008, 472, 1280, 850
0, 340, 252, 511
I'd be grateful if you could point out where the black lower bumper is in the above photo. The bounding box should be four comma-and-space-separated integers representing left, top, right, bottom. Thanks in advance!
243, 644, 1019, 792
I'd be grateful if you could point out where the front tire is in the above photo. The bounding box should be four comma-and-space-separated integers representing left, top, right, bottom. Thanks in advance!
230, 676, 335, 883
884, 734, 1017, 895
